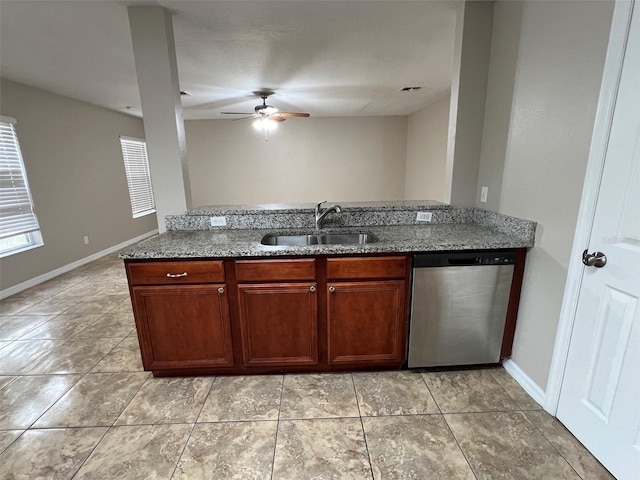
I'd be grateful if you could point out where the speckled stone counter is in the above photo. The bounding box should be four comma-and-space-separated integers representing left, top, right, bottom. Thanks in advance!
120, 223, 534, 259
120, 202, 535, 259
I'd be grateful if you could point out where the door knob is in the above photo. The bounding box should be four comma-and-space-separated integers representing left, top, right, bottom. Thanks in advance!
582, 249, 607, 268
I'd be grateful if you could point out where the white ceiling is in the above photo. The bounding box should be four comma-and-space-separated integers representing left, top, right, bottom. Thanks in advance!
0, 0, 459, 119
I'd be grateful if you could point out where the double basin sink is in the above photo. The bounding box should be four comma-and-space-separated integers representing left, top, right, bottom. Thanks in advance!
261, 232, 377, 246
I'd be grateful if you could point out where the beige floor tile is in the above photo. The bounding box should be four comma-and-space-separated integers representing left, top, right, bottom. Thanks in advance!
73, 424, 191, 479
280, 373, 359, 419
0, 314, 54, 340
91, 337, 144, 372
19, 313, 101, 340
33, 372, 149, 427
490, 367, 543, 410
446, 411, 580, 479
0, 430, 22, 454
0, 374, 82, 429
28, 337, 121, 374
0, 427, 107, 479
354, 370, 439, 416
111, 300, 134, 314
198, 375, 282, 422
0, 339, 65, 374
0, 297, 35, 315
19, 296, 80, 316
363, 415, 475, 480
526, 410, 615, 480
57, 282, 107, 298
116, 376, 214, 425
63, 294, 129, 316
422, 369, 520, 413
0, 375, 16, 388
273, 418, 372, 480
74, 311, 134, 339
174, 421, 277, 479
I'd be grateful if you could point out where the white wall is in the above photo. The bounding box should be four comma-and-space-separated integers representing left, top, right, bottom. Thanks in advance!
0, 80, 157, 291
478, 0, 614, 389
405, 94, 451, 202
185, 117, 408, 206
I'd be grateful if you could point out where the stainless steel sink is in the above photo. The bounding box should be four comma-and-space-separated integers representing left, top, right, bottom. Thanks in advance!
261, 232, 377, 246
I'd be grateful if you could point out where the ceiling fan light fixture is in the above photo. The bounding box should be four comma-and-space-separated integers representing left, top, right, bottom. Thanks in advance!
253, 117, 279, 132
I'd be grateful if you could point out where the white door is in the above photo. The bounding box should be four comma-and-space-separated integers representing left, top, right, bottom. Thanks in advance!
557, 2, 640, 479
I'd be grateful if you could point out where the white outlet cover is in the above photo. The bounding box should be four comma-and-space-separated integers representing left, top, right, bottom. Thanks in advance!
416, 211, 432, 222
210, 216, 227, 227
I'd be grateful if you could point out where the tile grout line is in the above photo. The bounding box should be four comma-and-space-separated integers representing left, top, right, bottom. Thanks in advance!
69, 425, 112, 479
168, 374, 218, 479
350, 373, 375, 480
268, 374, 285, 480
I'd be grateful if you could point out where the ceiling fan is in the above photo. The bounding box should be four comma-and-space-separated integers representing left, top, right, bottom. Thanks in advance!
221, 91, 310, 140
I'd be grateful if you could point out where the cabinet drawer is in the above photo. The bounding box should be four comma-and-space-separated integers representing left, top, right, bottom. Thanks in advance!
235, 259, 316, 282
127, 261, 225, 285
327, 256, 407, 280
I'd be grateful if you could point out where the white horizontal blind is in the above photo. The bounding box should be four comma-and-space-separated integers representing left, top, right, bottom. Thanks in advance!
120, 137, 155, 218
0, 117, 41, 239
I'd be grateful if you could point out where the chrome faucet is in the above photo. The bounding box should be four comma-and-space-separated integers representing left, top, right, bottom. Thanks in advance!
315, 200, 342, 229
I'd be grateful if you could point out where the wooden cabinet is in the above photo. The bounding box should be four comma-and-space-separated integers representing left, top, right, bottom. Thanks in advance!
126, 261, 234, 371
326, 256, 408, 366
327, 280, 406, 365
235, 259, 318, 367
237, 283, 318, 367
126, 255, 409, 375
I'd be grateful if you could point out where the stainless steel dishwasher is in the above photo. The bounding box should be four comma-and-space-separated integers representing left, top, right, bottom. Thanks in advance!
408, 251, 515, 368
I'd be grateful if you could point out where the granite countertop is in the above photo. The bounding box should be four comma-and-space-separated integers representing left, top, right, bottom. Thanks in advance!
119, 223, 533, 260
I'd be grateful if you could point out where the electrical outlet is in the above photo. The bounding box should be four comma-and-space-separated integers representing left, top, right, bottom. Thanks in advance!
83, 236, 89, 244
480, 186, 488, 203
210, 216, 227, 227
416, 211, 432, 222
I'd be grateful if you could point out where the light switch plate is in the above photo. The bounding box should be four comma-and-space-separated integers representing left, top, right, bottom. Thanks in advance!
416, 211, 432, 222
480, 186, 488, 203
210, 216, 227, 227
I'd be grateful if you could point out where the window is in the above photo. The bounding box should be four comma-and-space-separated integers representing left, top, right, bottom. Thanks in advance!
0, 116, 43, 258
119, 136, 155, 218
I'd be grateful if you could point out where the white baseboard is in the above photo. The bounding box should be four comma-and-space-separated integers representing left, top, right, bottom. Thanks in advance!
502, 358, 547, 409
0, 230, 158, 300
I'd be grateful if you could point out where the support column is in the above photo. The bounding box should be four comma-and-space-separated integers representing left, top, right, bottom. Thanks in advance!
128, 6, 191, 233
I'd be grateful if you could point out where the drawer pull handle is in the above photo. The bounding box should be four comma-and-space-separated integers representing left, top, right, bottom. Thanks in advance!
310, 285, 316, 292
166, 272, 188, 278
218, 287, 225, 294
329, 286, 336, 293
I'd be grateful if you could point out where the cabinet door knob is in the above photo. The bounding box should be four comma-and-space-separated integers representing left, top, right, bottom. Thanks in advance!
329, 286, 335, 293
309, 285, 316, 292
166, 272, 188, 278
218, 287, 225, 294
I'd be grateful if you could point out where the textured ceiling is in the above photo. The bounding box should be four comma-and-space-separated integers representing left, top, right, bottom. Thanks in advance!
0, 0, 459, 119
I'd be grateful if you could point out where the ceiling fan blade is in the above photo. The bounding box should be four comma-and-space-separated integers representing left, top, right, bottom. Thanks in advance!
270, 116, 286, 122
221, 112, 255, 115
231, 115, 259, 121
278, 112, 311, 118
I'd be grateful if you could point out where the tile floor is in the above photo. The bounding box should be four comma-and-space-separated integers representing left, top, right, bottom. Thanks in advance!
0, 254, 615, 479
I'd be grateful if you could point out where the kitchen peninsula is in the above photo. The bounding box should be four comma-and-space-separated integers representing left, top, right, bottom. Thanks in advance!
120, 201, 535, 377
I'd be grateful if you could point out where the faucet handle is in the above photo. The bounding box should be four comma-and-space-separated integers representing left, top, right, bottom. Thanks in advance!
316, 200, 327, 213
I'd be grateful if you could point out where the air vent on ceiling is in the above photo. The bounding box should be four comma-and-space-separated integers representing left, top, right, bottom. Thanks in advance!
180, 91, 192, 96
399, 86, 423, 92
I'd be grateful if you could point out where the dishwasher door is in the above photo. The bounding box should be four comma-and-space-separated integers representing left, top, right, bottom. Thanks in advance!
408, 252, 515, 368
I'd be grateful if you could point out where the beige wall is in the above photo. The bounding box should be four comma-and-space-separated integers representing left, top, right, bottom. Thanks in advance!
447, 1, 494, 207
0, 80, 157, 291
405, 95, 451, 202
478, 0, 613, 389
185, 117, 408, 206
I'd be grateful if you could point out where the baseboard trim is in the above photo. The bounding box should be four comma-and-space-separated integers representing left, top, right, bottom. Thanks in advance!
0, 230, 158, 300
502, 358, 547, 409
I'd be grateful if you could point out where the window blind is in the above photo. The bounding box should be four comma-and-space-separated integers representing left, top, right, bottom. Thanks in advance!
0, 117, 41, 239
119, 136, 155, 218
